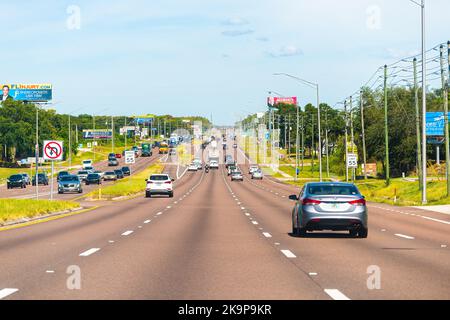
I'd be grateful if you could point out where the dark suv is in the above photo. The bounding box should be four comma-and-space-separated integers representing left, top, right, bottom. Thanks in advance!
121, 166, 131, 176
7, 174, 27, 189
32, 173, 49, 186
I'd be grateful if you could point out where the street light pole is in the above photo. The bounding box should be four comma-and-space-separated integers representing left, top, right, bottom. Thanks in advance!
421, 0, 427, 203
273, 73, 322, 181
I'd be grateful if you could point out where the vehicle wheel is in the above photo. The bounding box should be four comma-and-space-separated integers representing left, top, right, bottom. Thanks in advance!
145, 192, 150, 198
293, 225, 307, 237
78, 190, 82, 193
86, 182, 89, 185
349, 230, 358, 237
358, 227, 368, 238
58, 191, 63, 194
169, 192, 174, 198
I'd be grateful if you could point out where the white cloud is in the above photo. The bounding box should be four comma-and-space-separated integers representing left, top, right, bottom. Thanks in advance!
221, 29, 254, 37
222, 17, 249, 26
267, 45, 303, 58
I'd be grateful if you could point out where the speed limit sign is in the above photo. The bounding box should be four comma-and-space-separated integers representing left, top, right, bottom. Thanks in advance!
125, 150, 135, 164
347, 153, 358, 168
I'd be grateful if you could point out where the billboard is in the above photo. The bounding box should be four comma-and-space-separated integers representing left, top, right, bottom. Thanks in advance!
1, 84, 52, 102
134, 114, 155, 125
426, 112, 449, 136
82, 129, 113, 139
267, 97, 297, 107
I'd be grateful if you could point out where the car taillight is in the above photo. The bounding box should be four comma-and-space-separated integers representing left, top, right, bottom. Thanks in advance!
164, 181, 172, 184
348, 198, 366, 206
302, 198, 321, 205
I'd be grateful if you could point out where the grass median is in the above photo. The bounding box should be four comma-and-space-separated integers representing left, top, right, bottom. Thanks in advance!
0, 199, 80, 225
87, 163, 164, 199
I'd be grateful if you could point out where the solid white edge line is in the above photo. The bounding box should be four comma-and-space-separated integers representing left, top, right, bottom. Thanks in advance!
421, 216, 450, 225
0, 288, 19, 299
324, 289, 351, 300
281, 249, 296, 258
79, 248, 100, 257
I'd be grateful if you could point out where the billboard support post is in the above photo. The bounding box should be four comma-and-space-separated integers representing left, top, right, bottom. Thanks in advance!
35, 105, 39, 200
50, 161, 54, 201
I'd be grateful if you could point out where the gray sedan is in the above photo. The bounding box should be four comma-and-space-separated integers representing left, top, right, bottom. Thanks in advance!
290, 182, 368, 238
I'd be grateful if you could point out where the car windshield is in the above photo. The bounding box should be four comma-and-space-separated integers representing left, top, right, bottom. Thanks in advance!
114, 170, 122, 174
308, 185, 359, 196
122, 167, 129, 170
59, 172, 69, 176
105, 172, 115, 175
87, 174, 99, 178
150, 175, 169, 181
60, 176, 78, 182
78, 171, 88, 174
10, 175, 23, 180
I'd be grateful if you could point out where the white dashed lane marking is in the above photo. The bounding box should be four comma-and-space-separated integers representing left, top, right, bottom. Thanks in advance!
0, 288, 19, 299
395, 233, 415, 240
324, 289, 351, 300
252, 221, 259, 225
79, 248, 100, 257
281, 250, 296, 258
263, 232, 272, 238
122, 230, 134, 236
144, 220, 151, 224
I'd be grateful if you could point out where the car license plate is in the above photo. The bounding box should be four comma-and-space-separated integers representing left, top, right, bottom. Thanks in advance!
322, 203, 342, 210
156, 183, 162, 186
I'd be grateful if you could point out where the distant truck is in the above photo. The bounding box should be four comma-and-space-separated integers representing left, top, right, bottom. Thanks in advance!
141, 143, 152, 157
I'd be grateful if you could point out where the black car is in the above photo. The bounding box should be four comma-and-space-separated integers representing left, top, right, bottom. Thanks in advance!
32, 173, 49, 186
7, 174, 27, 189
114, 169, 125, 179
57, 171, 70, 182
85, 173, 102, 185
121, 166, 131, 176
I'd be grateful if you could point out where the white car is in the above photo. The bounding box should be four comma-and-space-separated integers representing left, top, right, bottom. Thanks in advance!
209, 160, 219, 169
82, 159, 93, 169
145, 174, 174, 198
188, 163, 198, 171
251, 169, 263, 180
231, 171, 243, 181
249, 165, 259, 174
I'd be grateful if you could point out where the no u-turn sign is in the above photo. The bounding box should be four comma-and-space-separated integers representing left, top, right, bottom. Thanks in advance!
43, 140, 64, 161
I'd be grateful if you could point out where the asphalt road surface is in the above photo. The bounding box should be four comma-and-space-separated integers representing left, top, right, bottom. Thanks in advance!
0, 149, 163, 201
0, 142, 449, 299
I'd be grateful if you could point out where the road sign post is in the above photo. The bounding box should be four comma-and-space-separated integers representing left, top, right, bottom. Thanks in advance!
125, 150, 135, 164
43, 141, 63, 201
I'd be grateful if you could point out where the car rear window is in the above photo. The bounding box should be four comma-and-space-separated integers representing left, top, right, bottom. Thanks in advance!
150, 175, 169, 181
105, 172, 115, 175
61, 176, 78, 182
78, 171, 88, 174
308, 185, 359, 196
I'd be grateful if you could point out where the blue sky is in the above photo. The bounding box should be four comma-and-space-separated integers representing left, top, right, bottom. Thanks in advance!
1, 0, 449, 125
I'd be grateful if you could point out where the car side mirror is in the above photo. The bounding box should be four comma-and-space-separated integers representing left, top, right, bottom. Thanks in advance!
289, 195, 299, 201
145, 179, 148, 182
171, 179, 175, 182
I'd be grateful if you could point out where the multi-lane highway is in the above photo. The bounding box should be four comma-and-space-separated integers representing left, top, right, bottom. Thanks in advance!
0, 150, 163, 201
0, 141, 450, 300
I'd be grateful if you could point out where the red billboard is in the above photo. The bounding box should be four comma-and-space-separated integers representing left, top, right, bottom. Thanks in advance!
267, 96, 297, 107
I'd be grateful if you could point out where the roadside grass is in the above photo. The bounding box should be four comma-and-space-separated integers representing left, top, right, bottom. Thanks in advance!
87, 163, 164, 199
0, 199, 80, 225
0, 168, 33, 185
356, 179, 450, 206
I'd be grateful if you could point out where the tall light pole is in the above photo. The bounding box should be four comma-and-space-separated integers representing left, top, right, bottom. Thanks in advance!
410, 0, 427, 203
274, 73, 322, 181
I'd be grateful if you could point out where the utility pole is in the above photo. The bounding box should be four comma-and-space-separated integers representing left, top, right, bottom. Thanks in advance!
124, 116, 127, 150
360, 90, 368, 180
325, 108, 330, 178
350, 96, 356, 182
295, 104, 299, 181
344, 100, 349, 182
311, 111, 314, 173
421, 0, 427, 204
441, 44, 450, 196
301, 114, 305, 170
35, 105, 39, 200
317, 87, 323, 181
414, 58, 423, 191
384, 65, 390, 186
111, 115, 114, 153
68, 114, 72, 169
93, 114, 96, 162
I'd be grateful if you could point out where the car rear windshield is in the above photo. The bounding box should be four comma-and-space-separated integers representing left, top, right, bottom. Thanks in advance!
60, 176, 78, 182
150, 175, 169, 181
308, 185, 359, 196
122, 167, 130, 170
78, 171, 88, 174
105, 172, 115, 175
87, 174, 99, 178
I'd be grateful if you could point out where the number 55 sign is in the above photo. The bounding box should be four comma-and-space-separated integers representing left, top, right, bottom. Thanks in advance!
347, 153, 358, 169
125, 150, 135, 164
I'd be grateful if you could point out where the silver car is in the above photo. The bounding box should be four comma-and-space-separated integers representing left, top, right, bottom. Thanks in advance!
290, 182, 368, 238
231, 171, 243, 181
